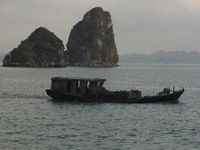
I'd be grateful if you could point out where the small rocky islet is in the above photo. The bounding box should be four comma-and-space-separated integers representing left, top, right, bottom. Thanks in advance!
3, 27, 66, 67
3, 7, 119, 67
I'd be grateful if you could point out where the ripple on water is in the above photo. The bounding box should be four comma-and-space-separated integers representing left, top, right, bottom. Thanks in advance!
0, 64, 200, 149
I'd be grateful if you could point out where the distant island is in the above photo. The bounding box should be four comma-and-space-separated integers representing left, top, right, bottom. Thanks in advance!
119, 50, 200, 64
66, 7, 118, 67
2, 7, 119, 67
3, 27, 67, 67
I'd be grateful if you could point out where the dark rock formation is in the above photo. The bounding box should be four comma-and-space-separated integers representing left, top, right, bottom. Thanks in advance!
66, 7, 119, 67
3, 27, 66, 67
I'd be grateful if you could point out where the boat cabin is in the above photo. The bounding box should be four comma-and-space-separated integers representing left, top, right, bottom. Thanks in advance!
50, 77, 106, 96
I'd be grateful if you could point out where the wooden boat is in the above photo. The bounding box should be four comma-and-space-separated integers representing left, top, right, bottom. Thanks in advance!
46, 77, 184, 103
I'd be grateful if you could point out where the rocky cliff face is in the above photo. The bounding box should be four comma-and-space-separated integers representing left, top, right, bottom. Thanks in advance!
3, 27, 66, 67
66, 7, 119, 67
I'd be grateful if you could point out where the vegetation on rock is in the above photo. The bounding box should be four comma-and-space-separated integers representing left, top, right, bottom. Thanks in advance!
66, 7, 119, 67
3, 27, 66, 67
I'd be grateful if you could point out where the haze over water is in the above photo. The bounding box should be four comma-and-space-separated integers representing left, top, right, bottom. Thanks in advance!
0, 63, 199, 149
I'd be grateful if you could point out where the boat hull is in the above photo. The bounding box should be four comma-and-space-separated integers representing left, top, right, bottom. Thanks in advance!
46, 88, 184, 103
131, 89, 184, 103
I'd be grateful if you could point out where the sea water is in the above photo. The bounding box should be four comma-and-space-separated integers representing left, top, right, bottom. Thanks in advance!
0, 64, 199, 150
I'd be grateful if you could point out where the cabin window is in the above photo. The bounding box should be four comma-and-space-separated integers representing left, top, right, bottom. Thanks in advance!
79, 81, 88, 94
99, 81, 104, 87
51, 79, 67, 92
60, 81, 67, 92
70, 81, 78, 93
88, 81, 98, 93
66, 81, 71, 92
77, 81, 80, 92
51, 80, 54, 90
51, 80, 59, 91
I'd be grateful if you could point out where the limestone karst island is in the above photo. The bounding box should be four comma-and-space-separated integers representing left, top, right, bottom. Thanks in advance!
3, 7, 119, 67
3, 27, 66, 67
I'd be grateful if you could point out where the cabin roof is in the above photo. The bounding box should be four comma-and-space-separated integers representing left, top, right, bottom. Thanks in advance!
51, 77, 106, 82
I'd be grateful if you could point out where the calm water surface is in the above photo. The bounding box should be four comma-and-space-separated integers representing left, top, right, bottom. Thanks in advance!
0, 63, 200, 150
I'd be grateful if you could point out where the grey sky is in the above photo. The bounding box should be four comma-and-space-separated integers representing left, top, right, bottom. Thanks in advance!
1, 0, 200, 54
